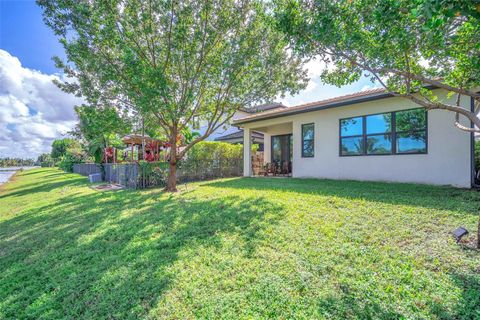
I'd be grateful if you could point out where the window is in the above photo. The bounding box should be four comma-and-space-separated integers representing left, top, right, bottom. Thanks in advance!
339, 108, 427, 156
302, 123, 314, 157
340, 117, 364, 155
272, 135, 292, 162
366, 113, 392, 155
395, 109, 427, 154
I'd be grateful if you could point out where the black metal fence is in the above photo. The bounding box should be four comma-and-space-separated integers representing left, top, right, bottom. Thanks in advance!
104, 163, 140, 189
138, 159, 243, 188
73, 158, 243, 189
177, 159, 243, 183
73, 163, 102, 176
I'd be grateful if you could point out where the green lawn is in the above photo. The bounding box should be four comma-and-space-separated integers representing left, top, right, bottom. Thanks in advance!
1, 168, 479, 319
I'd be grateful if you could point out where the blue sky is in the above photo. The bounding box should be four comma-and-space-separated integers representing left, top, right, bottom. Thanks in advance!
0, 1, 376, 158
0, 1, 82, 158
0, 0, 66, 74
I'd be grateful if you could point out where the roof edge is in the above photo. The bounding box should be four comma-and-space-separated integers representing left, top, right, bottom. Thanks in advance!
234, 85, 442, 125
234, 91, 392, 125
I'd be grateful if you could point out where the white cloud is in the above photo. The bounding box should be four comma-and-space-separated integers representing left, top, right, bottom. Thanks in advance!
301, 57, 329, 93
0, 50, 82, 159
278, 55, 378, 107
303, 79, 318, 93
418, 57, 431, 68
304, 58, 325, 78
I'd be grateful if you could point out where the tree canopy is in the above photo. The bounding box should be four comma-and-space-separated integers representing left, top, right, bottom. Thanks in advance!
275, 0, 480, 130
74, 105, 130, 144
50, 138, 81, 162
0, 158, 36, 168
36, 153, 55, 167
38, 0, 307, 190
73, 105, 131, 163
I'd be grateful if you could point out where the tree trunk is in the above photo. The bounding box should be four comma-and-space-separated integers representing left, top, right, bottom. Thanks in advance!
164, 132, 178, 192
165, 160, 177, 192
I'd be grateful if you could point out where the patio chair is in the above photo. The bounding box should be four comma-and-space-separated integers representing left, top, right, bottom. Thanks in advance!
264, 163, 275, 176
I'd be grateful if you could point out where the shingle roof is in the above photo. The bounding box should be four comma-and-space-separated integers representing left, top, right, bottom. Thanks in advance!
234, 88, 388, 125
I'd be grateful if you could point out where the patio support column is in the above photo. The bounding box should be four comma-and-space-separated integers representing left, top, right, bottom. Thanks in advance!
243, 127, 252, 177
263, 133, 271, 164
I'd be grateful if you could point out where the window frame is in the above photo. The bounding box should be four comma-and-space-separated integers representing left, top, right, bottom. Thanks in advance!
301, 123, 315, 158
394, 108, 428, 155
365, 112, 393, 155
339, 115, 366, 157
339, 107, 428, 157
271, 134, 293, 163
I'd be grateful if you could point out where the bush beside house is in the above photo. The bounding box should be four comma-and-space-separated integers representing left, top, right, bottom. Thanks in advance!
185, 141, 257, 162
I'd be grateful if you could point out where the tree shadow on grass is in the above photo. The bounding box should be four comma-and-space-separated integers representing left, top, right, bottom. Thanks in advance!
0, 184, 285, 318
205, 178, 480, 318
0, 171, 86, 199
3, 172, 479, 318
317, 294, 404, 320
204, 177, 480, 214
427, 272, 480, 319
15, 169, 59, 176
315, 272, 479, 319
0, 180, 86, 199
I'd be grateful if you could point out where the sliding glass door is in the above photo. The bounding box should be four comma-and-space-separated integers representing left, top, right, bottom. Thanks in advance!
271, 134, 292, 163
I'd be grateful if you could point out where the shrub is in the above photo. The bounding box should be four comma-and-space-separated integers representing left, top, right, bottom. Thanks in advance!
186, 141, 258, 161
51, 138, 82, 162
138, 142, 258, 188
36, 153, 54, 167
57, 148, 90, 172
138, 161, 170, 187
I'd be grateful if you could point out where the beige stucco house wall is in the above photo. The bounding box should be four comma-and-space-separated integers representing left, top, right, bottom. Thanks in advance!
236, 89, 473, 188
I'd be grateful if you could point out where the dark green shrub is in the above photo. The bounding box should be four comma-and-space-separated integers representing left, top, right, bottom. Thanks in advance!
186, 141, 258, 161
51, 138, 82, 162
57, 149, 89, 172
36, 153, 55, 167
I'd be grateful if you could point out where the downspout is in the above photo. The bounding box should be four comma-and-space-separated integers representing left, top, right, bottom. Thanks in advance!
471, 96, 477, 188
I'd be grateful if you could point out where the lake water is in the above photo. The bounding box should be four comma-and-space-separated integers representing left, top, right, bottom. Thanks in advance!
0, 167, 38, 185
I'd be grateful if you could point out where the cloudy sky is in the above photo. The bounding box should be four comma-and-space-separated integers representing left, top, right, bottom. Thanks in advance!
0, 1, 376, 159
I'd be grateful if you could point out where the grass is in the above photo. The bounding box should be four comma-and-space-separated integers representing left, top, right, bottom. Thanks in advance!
1, 168, 479, 319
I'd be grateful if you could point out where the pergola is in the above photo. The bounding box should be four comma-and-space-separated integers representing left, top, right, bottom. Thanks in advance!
121, 134, 165, 162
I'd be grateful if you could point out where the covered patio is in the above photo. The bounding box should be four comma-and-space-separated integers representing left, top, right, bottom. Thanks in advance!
243, 121, 293, 177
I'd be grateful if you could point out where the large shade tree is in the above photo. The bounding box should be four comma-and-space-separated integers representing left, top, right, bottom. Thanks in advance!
275, 0, 480, 131
38, 0, 307, 191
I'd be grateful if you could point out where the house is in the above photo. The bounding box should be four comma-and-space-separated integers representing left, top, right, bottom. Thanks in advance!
234, 88, 475, 188
206, 103, 287, 150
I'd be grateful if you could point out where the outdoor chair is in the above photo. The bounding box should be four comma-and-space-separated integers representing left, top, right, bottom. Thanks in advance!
264, 163, 275, 176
